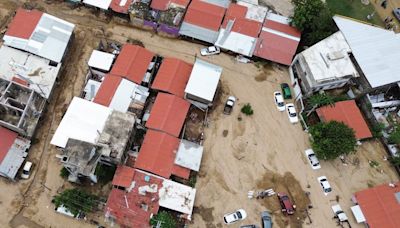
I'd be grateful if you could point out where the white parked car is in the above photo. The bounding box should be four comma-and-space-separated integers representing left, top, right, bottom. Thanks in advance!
200, 46, 220, 56
305, 149, 321, 170
273, 91, 285, 111
21, 161, 33, 179
317, 176, 332, 195
286, 103, 298, 123
223, 209, 247, 224
331, 204, 348, 222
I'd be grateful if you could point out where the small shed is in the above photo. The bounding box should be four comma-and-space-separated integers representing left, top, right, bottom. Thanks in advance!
88, 50, 115, 72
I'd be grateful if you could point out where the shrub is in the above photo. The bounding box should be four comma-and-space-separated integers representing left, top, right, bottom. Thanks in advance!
60, 167, 69, 179
241, 103, 254, 116
150, 211, 177, 228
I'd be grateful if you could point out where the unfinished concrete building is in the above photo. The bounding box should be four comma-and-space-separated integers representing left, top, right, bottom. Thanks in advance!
0, 78, 46, 138
60, 139, 102, 183
98, 111, 136, 165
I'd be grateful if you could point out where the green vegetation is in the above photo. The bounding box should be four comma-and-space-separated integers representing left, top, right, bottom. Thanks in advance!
369, 160, 380, 168
60, 167, 69, 179
326, 0, 384, 27
95, 164, 116, 185
53, 188, 98, 216
371, 123, 385, 138
241, 103, 254, 116
388, 156, 400, 166
188, 175, 197, 188
150, 211, 177, 228
388, 125, 400, 145
308, 93, 348, 108
291, 0, 337, 46
309, 121, 357, 160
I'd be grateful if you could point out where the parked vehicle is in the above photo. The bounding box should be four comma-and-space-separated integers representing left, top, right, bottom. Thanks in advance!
393, 8, 400, 21
223, 209, 247, 224
305, 149, 321, 170
261, 211, 273, 228
273, 91, 285, 111
317, 176, 332, 195
331, 204, 348, 222
286, 103, 298, 123
21, 161, 33, 179
280, 83, 292, 99
200, 46, 221, 56
224, 96, 236, 115
277, 193, 295, 215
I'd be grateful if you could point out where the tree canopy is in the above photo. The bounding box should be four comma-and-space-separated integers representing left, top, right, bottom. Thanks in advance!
291, 0, 337, 46
150, 211, 177, 228
53, 188, 98, 216
309, 121, 357, 160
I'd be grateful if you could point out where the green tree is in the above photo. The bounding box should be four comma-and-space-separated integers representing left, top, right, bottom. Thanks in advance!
388, 156, 400, 167
241, 103, 254, 116
150, 211, 177, 228
309, 93, 335, 108
388, 125, 400, 145
53, 188, 98, 216
309, 121, 357, 160
291, 0, 336, 46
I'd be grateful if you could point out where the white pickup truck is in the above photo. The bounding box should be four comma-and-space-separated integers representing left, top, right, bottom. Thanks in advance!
332, 204, 351, 227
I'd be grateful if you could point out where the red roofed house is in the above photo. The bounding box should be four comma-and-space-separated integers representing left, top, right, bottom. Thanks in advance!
3, 8, 75, 63
156, 0, 191, 37
316, 100, 372, 140
179, 0, 227, 43
110, 44, 155, 84
0, 126, 30, 180
105, 167, 197, 227
254, 12, 301, 65
146, 92, 190, 137
215, 3, 265, 57
151, 58, 193, 97
135, 130, 190, 179
93, 74, 150, 114
110, 0, 134, 14
352, 182, 400, 228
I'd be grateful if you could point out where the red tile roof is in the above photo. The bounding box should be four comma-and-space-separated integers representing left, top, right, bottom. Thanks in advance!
146, 93, 190, 137
110, 44, 155, 84
151, 0, 171, 11
106, 168, 162, 228
221, 4, 262, 38
110, 0, 134, 14
112, 165, 135, 188
5, 8, 42, 39
151, 58, 193, 97
316, 100, 373, 140
254, 19, 301, 65
93, 74, 122, 107
183, 0, 226, 31
0, 127, 18, 164
135, 130, 190, 179
355, 182, 400, 228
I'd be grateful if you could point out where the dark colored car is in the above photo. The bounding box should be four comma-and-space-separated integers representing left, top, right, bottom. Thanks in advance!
280, 83, 292, 99
277, 193, 295, 215
393, 8, 400, 21
261, 211, 272, 228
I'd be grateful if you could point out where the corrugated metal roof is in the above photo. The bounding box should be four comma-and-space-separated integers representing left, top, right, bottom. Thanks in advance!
110, 44, 155, 84
179, 22, 220, 43
355, 182, 400, 228
0, 127, 18, 164
135, 130, 190, 179
93, 74, 122, 107
181, 0, 226, 31
112, 165, 135, 188
333, 15, 400, 88
221, 4, 262, 37
201, 0, 230, 8
151, 0, 171, 10
316, 100, 372, 140
83, 0, 112, 10
151, 58, 193, 97
5, 8, 42, 39
4, 9, 75, 63
254, 13, 301, 65
110, 0, 134, 14
185, 59, 222, 102
88, 50, 115, 71
146, 93, 190, 137
175, 139, 203, 171
170, 0, 190, 7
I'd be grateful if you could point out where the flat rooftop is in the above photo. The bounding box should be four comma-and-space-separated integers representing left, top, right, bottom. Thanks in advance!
0, 45, 61, 99
300, 31, 359, 83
